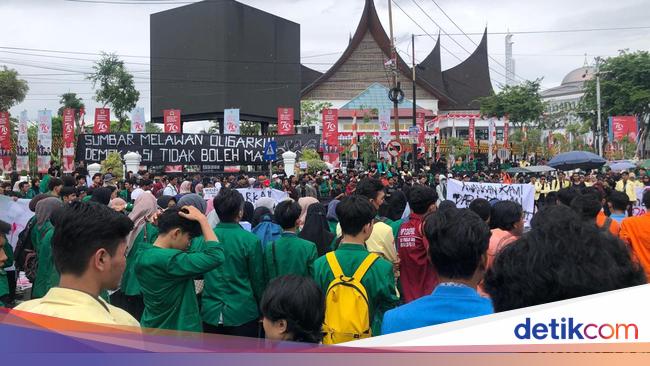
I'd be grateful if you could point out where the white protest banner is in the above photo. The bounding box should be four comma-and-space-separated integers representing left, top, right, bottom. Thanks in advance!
202, 187, 220, 201
0, 196, 35, 271
446, 179, 535, 225
203, 187, 288, 206
632, 187, 649, 216
238, 188, 288, 205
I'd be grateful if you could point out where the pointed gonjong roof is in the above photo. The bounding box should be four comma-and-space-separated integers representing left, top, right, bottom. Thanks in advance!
439, 28, 494, 110
300, 0, 494, 111
300, 0, 451, 103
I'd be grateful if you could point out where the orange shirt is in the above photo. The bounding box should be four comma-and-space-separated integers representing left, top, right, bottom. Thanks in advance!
596, 210, 621, 236
620, 213, 650, 280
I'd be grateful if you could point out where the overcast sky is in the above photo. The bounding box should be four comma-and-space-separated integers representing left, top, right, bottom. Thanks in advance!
2, 0, 649, 132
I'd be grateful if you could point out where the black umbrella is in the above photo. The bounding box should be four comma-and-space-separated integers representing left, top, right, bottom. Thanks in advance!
548, 151, 606, 171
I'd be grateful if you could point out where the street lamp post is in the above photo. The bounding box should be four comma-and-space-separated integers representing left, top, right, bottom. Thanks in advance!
596, 57, 603, 157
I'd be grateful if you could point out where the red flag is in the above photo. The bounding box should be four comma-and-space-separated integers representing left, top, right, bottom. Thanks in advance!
164, 109, 182, 133
0, 111, 12, 172
94, 108, 110, 134
277, 107, 294, 135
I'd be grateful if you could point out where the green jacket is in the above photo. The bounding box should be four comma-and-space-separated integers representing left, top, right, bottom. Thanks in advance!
312, 244, 399, 336
121, 223, 159, 296
263, 232, 317, 283
0, 237, 14, 304
202, 222, 265, 327
32, 222, 59, 299
136, 241, 224, 332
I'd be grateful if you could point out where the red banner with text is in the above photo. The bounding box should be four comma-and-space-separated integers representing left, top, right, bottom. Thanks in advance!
164, 109, 182, 134
610, 116, 638, 142
416, 112, 426, 154
504, 121, 509, 147
62, 108, 76, 173
322, 109, 339, 153
0, 111, 12, 172
277, 107, 294, 135
469, 118, 476, 149
94, 108, 110, 134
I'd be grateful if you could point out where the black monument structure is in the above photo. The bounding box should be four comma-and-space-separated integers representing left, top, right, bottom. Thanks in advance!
150, 0, 301, 132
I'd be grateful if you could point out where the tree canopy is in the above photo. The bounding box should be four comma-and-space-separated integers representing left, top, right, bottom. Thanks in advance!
0, 66, 29, 111
87, 53, 140, 130
479, 79, 545, 128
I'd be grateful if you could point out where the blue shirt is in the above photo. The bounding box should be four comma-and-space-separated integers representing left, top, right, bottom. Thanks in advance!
381, 284, 493, 335
610, 213, 627, 224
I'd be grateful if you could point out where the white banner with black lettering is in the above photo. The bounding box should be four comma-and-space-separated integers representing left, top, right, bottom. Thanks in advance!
446, 179, 535, 224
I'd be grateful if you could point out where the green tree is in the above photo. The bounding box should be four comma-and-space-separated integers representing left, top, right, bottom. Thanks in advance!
87, 53, 140, 131
479, 79, 545, 128
101, 151, 124, 180
0, 66, 29, 111
240, 121, 260, 135
300, 100, 333, 127
297, 148, 327, 174
57, 92, 85, 133
581, 51, 650, 156
108, 120, 161, 133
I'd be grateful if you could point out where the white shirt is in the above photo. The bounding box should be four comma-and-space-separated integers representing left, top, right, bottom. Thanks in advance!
163, 184, 178, 196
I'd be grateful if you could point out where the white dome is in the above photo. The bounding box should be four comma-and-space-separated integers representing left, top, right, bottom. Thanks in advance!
561, 66, 595, 85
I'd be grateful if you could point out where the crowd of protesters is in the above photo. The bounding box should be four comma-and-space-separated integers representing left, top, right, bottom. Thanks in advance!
0, 155, 648, 344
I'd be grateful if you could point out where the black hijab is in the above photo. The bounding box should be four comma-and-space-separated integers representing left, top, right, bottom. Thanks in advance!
299, 203, 335, 257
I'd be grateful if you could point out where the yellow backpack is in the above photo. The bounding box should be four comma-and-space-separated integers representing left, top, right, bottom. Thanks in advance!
322, 252, 379, 345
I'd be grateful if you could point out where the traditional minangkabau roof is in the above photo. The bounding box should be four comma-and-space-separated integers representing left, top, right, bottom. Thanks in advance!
440, 28, 494, 110
300, 0, 451, 103
301, 0, 494, 111
300, 65, 323, 91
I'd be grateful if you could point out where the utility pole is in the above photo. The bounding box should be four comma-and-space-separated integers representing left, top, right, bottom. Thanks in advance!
412, 33, 418, 172
388, 0, 401, 166
595, 57, 603, 157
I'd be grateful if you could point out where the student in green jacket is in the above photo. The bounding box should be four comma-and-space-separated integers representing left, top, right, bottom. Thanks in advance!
136, 206, 223, 332
0, 221, 14, 307
115, 192, 159, 321
264, 200, 318, 283
313, 195, 399, 336
202, 188, 265, 338
31, 197, 64, 299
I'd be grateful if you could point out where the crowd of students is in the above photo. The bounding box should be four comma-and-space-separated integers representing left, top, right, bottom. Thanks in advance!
0, 161, 649, 345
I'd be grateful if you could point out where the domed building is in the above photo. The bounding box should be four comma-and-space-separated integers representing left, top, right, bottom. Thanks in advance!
541, 65, 595, 116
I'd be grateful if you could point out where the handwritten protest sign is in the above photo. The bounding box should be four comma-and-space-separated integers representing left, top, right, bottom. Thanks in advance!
446, 179, 535, 225
202, 187, 288, 206
0, 196, 34, 271
633, 187, 649, 216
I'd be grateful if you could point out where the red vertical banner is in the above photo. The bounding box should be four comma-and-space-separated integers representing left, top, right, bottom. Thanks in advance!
94, 108, 110, 134
62, 108, 76, 173
468, 118, 476, 151
322, 108, 339, 167
416, 112, 426, 154
277, 107, 294, 135
322, 109, 339, 152
0, 111, 12, 172
164, 109, 182, 133
503, 120, 509, 147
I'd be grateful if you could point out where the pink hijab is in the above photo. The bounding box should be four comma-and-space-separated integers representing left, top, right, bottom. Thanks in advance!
125, 191, 158, 254
179, 181, 192, 194
298, 197, 319, 225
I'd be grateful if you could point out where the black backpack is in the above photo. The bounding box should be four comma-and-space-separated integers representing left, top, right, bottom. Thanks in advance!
14, 217, 37, 280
